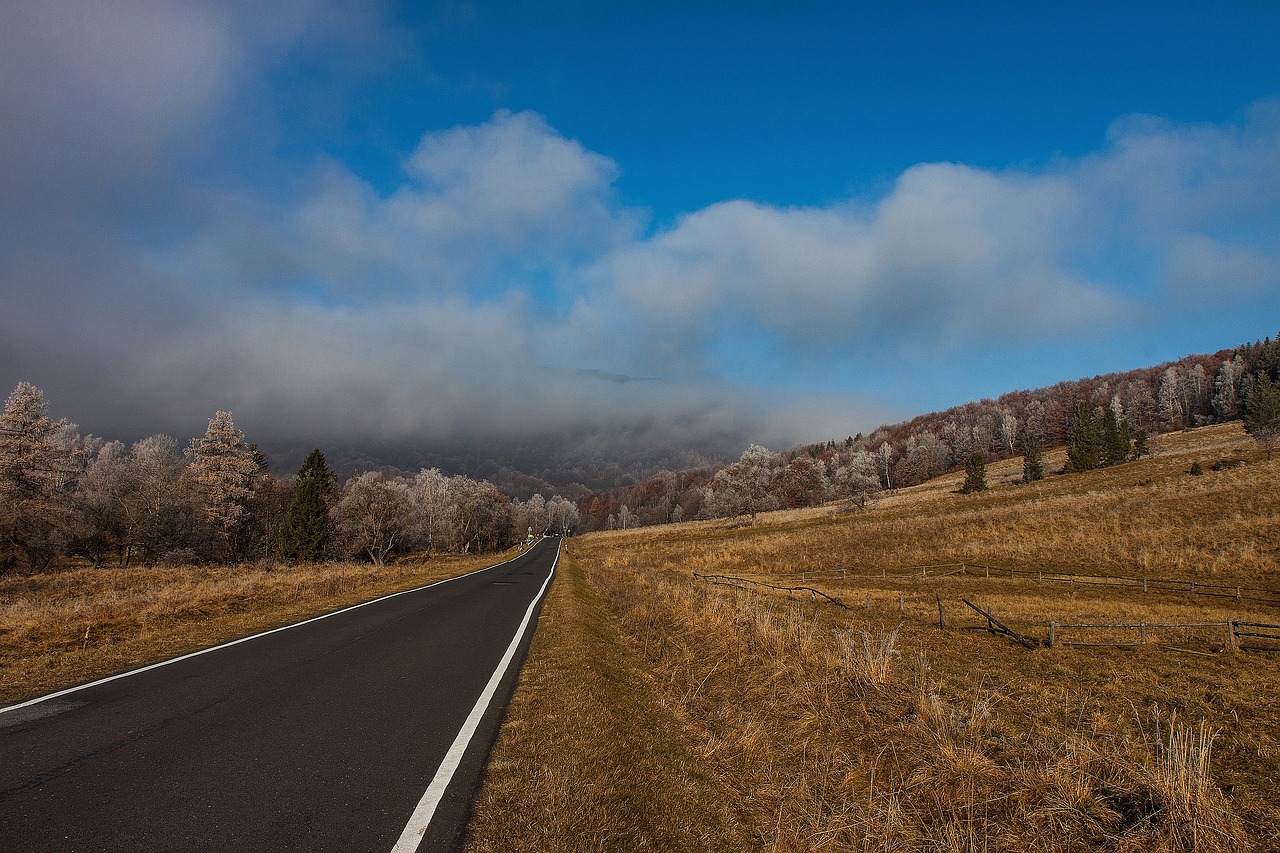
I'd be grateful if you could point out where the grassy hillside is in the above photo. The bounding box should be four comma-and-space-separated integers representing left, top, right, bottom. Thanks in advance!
466, 423, 1279, 851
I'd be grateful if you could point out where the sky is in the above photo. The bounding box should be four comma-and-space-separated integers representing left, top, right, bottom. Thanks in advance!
2, 1, 1279, 470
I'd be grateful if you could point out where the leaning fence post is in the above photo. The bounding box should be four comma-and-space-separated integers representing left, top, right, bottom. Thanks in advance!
936, 595, 946, 629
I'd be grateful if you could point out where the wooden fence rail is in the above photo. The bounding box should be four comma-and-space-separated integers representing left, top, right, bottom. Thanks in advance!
766, 563, 1280, 606
692, 573, 849, 608
692, 571, 1280, 655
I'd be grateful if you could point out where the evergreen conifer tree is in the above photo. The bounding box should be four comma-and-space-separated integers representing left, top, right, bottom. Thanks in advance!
1099, 407, 1130, 466
279, 449, 334, 563
1243, 373, 1280, 460
1065, 402, 1101, 473
961, 452, 987, 493
1131, 428, 1149, 460
1021, 433, 1044, 483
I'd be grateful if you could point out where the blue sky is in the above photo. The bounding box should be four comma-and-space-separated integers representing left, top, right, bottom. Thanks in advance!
2, 1, 1279, 461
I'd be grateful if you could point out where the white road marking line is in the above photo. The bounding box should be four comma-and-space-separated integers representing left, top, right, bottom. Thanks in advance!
0, 548, 538, 716
391, 541, 560, 852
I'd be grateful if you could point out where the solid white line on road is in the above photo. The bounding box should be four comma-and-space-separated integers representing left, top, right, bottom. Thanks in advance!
0, 548, 537, 717
390, 541, 560, 853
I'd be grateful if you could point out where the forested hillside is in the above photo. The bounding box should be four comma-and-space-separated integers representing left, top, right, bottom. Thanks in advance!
4, 333, 1277, 569
575, 333, 1280, 531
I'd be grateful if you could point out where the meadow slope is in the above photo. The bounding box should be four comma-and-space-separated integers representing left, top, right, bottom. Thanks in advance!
467, 423, 1279, 851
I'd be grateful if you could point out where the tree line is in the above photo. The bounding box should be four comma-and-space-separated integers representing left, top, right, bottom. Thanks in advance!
575, 332, 1280, 528
0, 383, 577, 574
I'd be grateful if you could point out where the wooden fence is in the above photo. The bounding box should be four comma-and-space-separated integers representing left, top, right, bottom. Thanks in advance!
769, 562, 1280, 607
693, 572, 1280, 655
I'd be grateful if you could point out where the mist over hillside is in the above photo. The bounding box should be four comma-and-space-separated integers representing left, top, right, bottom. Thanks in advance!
269, 428, 736, 501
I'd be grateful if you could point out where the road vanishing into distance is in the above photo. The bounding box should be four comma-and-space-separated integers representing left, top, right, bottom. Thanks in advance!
0, 538, 560, 852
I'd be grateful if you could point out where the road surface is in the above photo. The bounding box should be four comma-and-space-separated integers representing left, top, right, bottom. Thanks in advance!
0, 538, 559, 852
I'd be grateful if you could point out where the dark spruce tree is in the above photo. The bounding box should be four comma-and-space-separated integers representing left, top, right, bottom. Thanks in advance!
1243, 372, 1280, 460
1099, 407, 1131, 466
1065, 402, 1102, 473
1131, 427, 1149, 460
279, 449, 334, 563
961, 452, 987, 493
1021, 432, 1044, 483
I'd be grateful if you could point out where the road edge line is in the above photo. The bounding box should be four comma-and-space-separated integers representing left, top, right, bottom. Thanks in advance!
0, 547, 537, 716
390, 540, 561, 852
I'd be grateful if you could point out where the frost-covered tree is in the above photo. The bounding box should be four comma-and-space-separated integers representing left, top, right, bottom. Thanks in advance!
128, 435, 197, 562
186, 411, 258, 549
449, 476, 510, 552
0, 383, 91, 573
1213, 356, 1246, 420
74, 441, 132, 565
1023, 400, 1047, 442
525, 493, 549, 535
332, 472, 415, 565
616, 504, 634, 529
833, 450, 880, 509
999, 410, 1019, 456
1157, 367, 1184, 429
876, 442, 896, 489
547, 495, 579, 535
701, 444, 776, 521
411, 468, 456, 552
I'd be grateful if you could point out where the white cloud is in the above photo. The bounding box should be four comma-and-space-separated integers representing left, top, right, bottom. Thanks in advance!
583, 102, 1279, 368
2, 10, 1277, 470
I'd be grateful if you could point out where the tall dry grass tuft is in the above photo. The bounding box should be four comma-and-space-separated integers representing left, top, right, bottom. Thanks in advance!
839, 625, 899, 690
1138, 707, 1244, 852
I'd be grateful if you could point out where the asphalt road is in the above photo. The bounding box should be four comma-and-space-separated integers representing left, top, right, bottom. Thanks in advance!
0, 538, 560, 852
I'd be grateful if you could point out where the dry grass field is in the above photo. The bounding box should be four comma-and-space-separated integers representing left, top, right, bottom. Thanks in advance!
0, 552, 502, 706
467, 423, 1280, 851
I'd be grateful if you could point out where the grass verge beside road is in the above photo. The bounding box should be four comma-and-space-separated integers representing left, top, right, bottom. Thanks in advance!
0, 552, 502, 706
464, 550, 749, 851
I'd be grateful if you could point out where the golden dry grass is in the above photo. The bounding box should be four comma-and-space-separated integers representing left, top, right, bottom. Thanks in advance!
465, 551, 750, 851
0, 552, 501, 705
470, 423, 1280, 851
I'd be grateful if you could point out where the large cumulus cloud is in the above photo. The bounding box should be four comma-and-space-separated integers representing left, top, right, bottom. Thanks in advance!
1, 2, 1277, 464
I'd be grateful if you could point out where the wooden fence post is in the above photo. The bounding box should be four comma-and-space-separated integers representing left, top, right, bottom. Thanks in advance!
898, 593, 904, 615
865, 593, 871, 610
936, 595, 946, 629
1227, 619, 1236, 651
1048, 622, 1056, 647
1139, 620, 1147, 645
